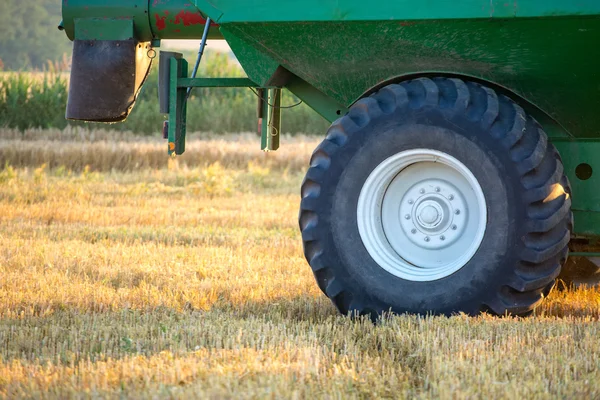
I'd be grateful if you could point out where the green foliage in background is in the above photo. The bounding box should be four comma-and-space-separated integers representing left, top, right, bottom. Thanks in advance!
0, 0, 72, 70
0, 53, 329, 135
0, 73, 68, 131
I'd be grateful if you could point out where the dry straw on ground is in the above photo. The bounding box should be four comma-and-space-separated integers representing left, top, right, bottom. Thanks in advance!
0, 132, 598, 399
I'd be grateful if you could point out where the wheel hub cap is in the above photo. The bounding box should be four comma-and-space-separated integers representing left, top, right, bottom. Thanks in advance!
417, 204, 440, 226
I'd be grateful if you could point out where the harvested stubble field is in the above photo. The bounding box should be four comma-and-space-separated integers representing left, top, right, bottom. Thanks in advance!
0, 130, 599, 399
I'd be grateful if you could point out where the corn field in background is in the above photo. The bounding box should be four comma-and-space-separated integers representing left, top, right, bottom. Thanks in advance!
0, 52, 329, 135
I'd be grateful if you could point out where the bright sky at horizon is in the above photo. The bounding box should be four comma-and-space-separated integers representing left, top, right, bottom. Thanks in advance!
162, 39, 232, 53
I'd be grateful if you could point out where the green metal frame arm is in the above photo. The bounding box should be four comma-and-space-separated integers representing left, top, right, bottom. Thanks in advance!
177, 78, 259, 88
285, 75, 348, 123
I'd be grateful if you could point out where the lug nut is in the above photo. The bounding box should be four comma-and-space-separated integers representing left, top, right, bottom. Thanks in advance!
448, 194, 454, 200
411, 229, 417, 234
435, 187, 440, 192
454, 209, 460, 215
408, 199, 414, 205
440, 235, 445, 241
452, 225, 457, 230
404, 214, 411, 220
424, 236, 430, 242
419, 189, 425, 194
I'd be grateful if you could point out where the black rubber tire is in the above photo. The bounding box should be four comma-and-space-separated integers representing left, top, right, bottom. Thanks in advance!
299, 77, 573, 318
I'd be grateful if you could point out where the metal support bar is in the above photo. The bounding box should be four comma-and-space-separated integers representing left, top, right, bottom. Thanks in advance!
178, 78, 259, 88
268, 88, 281, 151
259, 89, 270, 150
186, 16, 212, 99
163, 54, 278, 156
168, 57, 188, 156
258, 89, 282, 151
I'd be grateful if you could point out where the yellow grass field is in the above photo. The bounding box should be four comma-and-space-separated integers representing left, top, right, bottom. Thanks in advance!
0, 131, 599, 399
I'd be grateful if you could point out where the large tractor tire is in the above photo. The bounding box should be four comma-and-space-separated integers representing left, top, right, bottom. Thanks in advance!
299, 77, 573, 318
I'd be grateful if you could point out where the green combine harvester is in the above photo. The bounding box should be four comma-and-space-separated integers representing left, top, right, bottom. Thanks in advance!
60, 0, 600, 318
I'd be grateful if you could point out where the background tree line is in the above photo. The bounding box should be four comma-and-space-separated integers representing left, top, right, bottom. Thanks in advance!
0, 0, 71, 71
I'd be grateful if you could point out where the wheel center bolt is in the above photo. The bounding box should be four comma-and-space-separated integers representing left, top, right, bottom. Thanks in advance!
420, 206, 439, 224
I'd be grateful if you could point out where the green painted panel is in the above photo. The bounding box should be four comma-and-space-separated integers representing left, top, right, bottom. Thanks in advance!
220, 27, 281, 86
62, 0, 152, 41
74, 18, 133, 41
553, 139, 600, 215
572, 211, 600, 238
224, 18, 600, 139
193, 0, 600, 23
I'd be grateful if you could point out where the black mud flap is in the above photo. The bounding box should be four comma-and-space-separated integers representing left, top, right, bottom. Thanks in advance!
66, 40, 153, 122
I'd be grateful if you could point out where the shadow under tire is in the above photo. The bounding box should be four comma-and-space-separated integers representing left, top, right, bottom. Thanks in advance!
299, 77, 573, 318
558, 256, 600, 288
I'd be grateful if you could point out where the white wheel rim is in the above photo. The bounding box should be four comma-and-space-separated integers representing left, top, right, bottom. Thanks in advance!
357, 149, 487, 281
